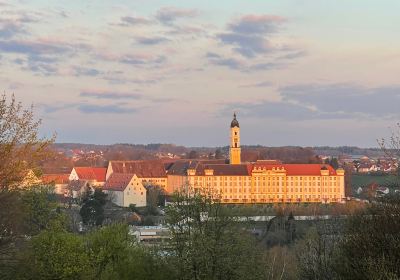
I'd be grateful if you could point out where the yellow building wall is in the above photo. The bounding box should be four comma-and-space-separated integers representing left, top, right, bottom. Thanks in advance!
140, 177, 168, 189
186, 169, 345, 204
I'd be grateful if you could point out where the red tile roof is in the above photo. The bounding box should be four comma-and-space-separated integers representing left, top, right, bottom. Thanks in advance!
41, 174, 70, 184
103, 173, 134, 191
74, 167, 107, 182
110, 160, 167, 178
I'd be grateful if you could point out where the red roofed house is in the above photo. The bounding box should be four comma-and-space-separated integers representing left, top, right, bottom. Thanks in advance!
41, 174, 70, 194
106, 161, 167, 189
103, 174, 146, 207
69, 167, 107, 187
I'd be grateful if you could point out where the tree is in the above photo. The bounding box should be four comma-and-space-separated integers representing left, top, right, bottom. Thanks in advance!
165, 188, 268, 280
186, 150, 199, 159
334, 196, 400, 279
296, 226, 339, 280
16, 229, 93, 280
16, 224, 174, 280
21, 186, 67, 235
86, 224, 174, 280
0, 94, 54, 268
0, 94, 54, 189
378, 122, 400, 160
80, 189, 107, 226
214, 149, 224, 159
146, 185, 165, 215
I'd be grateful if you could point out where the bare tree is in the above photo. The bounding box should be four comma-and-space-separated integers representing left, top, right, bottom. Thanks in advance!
378, 123, 400, 169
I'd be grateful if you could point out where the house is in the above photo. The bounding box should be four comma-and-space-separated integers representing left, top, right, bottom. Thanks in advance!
41, 174, 70, 194
69, 167, 107, 187
103, 173, 147, 208
106, 160, 168, 189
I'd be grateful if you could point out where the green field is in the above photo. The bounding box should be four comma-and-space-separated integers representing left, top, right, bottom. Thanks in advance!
351, 174, 399, 188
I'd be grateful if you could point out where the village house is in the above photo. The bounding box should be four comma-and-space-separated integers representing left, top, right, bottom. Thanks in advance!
103, 173, 147, 207
41, 174, 70, 194
106, 160, 168, 189
69, 167, 107, 187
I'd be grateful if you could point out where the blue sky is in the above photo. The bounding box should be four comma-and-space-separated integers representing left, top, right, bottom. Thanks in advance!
1, 0, 399, 147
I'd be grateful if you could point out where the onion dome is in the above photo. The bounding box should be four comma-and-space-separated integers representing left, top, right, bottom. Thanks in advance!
231, 113, 239, 128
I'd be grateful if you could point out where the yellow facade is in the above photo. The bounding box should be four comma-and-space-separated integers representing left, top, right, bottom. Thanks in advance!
166, 113, 346, 204
185, 167, 345, 204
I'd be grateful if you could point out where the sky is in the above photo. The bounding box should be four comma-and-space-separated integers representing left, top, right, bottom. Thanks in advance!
1, 0, 400, 147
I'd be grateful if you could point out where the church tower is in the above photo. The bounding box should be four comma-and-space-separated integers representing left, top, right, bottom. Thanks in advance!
230, 113, 241, 164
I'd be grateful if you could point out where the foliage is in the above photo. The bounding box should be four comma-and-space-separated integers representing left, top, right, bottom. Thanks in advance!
0, 94, 54, 189
165, 188, 268, 280
335, 196, 400, 279
324, 157, 339, 169
80, 189, 107, 226
21, 186, 67, 235
296, 226, 339, 280
15, 224, 173, 280
146, 185, 165, 215
17, 230, 92, 280
0, 186, 67, 278
86, 224, 134, 278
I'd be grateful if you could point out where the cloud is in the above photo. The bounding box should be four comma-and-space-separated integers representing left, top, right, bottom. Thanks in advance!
117, 15, 152, 26
0, 40, 69, 55
120, 54, 166, 66
238, 81, 273, 88
0, 20, 26, 39
229, 15, 286, 34
78, 104, 136, 114
80, 91, 142, 100
281, 84, 400, 118
206, 52, 243, 70
13, 54, 60, 76
217, 14, 286, 58
226, 83, 400, 121
206, 52, 283, 72
277, 50, 307, 60
73, 66, 101, 77
0, 8, 43, 39
156, 7, 198, 24
40, 103, 78, 113
135, 36, 169, 45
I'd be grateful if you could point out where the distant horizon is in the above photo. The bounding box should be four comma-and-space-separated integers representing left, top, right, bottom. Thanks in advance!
52, 142, 383, 150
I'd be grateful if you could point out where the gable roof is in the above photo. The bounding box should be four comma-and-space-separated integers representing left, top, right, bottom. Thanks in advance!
110, 160, 167, 178
103, 173, 134, 191
74, 167, 107, 182
42, 174, 70, 184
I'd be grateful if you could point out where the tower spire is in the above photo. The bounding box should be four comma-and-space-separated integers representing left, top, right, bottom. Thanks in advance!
229, 112, 241, 164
